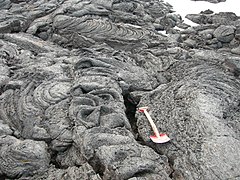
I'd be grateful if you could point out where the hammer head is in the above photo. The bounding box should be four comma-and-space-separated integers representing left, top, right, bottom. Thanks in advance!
150, 133, 171, 143
138, 106, 149, 113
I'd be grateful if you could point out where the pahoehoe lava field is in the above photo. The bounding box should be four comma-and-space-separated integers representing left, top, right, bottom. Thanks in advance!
0, 0, 240, 179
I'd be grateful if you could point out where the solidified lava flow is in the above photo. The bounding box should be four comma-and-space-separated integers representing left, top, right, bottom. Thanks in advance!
0, 0, 239, 179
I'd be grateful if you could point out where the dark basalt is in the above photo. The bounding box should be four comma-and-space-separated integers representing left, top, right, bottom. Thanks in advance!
0, 0, 240, 179
191, 0, 226, 3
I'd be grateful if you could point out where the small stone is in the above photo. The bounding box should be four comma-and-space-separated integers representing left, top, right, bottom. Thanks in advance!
192, 0, 226, 3
199, 29, 214, 40
213, 25, 235, 43
177, 23, 191, 29
231, 45, 240, 55
184, 38, 197, 48
200, 9, 214, 15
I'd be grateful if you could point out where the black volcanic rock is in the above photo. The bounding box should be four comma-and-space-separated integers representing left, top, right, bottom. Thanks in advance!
213, 25, 235, 42
136, 56, 240, 179
191, 0, 226, 3
0, 0, 240, 179
0, 135, 50, 178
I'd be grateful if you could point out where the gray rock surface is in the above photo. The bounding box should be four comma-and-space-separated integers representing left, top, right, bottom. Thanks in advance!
0, 135, 50, 178
36, 163, 102, 180
213, 25, 235, 42
136, 57, 240, 179
0, 0, 240, 179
